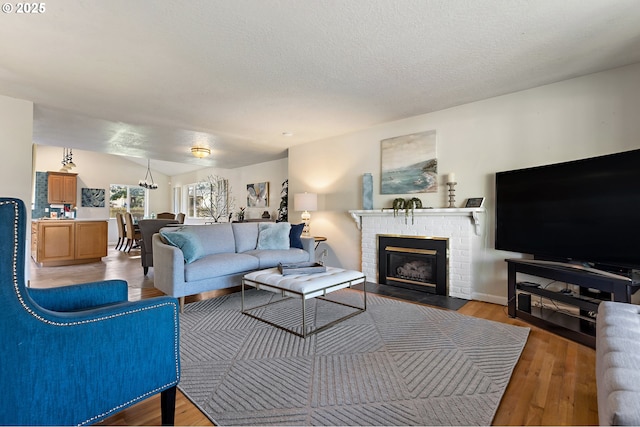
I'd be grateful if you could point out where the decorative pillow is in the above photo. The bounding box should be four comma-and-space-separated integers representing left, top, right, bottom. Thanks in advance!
257, 222, 291, 250
160, 228, 204, 263
289, 223, 305, 249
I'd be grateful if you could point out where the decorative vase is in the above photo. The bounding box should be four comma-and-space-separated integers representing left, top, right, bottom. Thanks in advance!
362, 173, 373, 210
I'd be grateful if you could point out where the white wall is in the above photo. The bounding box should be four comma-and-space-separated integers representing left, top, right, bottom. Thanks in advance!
33, 145, 172, 242
170, 157, 288, 222
234, 158, 288, 220
288, 63, 640, 304
0, 94, 34, 272
0, 95, 33, 211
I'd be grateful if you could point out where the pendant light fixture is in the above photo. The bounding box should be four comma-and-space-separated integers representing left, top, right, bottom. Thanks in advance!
139, 159, 158, 190
59, 148, 76, 171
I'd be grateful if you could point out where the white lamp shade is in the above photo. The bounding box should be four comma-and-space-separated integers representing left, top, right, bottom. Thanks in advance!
294, 193, 317, 212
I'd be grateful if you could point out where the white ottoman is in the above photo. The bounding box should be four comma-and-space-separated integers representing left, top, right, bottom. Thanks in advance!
242, 267, 366, 337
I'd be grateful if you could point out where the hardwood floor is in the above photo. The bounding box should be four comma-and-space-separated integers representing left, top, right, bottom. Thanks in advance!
28, 246, 598, 426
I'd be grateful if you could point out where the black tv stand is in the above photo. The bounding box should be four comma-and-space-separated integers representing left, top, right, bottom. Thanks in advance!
506, 259, 640, 348
529, 258, 633, 281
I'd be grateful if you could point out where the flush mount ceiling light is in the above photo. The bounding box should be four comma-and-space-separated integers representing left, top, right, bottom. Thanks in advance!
191, 146, 211, 158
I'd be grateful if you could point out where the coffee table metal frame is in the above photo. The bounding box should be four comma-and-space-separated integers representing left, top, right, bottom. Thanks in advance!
241, 269, 366, 338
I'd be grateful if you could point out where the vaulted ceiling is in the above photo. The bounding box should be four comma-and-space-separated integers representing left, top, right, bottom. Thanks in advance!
2, 0, 640, 174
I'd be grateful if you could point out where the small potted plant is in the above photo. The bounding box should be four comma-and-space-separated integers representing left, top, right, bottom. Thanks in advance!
237, 207, 245, 222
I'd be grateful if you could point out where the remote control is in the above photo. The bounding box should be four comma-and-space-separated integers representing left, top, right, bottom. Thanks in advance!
518, 281, 540, 288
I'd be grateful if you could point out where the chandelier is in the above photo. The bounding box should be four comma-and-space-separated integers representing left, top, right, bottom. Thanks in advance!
59, 148, 76, 171
139, 159, 158, 190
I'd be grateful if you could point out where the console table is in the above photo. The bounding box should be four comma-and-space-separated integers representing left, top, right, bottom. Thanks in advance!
507, 259, 639, 348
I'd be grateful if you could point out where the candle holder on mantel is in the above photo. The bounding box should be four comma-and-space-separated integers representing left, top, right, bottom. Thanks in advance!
446, 182, 457, 208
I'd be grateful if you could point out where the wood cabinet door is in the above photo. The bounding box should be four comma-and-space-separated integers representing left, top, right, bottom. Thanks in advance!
47, 172, 77, 204
62, 175, 77, 205
39, 222, 74, 261
75, 221, 108, 259
47, 173, 64, 204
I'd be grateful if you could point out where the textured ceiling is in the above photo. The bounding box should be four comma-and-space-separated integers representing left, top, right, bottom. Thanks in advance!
1, 0, 640, 174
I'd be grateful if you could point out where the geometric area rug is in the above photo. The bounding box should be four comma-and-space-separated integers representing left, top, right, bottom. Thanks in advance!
178, 289, 530, 426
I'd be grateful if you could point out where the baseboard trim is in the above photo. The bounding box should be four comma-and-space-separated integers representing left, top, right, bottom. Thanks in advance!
472, 292, 507, 306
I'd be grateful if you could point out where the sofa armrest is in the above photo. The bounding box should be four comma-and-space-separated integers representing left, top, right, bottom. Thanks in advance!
301, 236, 315, 262
152, 233, 187, 297
28, 280, 129, 312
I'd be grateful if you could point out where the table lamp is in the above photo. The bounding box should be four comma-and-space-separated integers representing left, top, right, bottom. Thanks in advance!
294, 192, 317, 235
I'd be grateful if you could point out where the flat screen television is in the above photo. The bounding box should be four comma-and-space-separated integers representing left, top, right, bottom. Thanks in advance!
495, 148, 640, 274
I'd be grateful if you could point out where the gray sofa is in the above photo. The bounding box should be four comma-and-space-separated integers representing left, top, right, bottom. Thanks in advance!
596, 301, 640, 425
152, 222, 314, 310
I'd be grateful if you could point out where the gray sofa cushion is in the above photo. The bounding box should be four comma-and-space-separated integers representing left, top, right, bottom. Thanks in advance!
232, 222, 259, 253
184, 253, 260, 282
245, 248, 310, 269
195, 224, 236, 255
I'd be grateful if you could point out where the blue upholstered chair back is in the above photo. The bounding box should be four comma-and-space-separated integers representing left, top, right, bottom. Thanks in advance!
0, 198, 31, 319
0, 198, 180, 426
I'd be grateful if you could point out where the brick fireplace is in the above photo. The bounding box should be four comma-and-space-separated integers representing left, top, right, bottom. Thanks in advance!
349, 208, 485, 300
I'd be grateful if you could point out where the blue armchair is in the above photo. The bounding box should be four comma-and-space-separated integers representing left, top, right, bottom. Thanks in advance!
0, 198, 180, 426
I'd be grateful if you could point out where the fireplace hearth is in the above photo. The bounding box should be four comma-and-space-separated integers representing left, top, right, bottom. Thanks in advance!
378, 235, 447, 295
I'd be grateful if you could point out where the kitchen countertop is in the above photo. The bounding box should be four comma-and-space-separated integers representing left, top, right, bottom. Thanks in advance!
32, 218, 109, 222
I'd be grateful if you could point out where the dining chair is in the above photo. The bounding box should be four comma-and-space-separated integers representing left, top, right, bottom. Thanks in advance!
176, 212, 185, 224
138, 219, 178, 275
156, 212, 175, 219
115, 212, 126, 250
124, 212, 142, 253
0, 197, 180, 426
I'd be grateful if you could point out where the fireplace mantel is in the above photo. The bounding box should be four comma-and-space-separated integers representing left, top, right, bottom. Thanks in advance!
349, 208, 485, 235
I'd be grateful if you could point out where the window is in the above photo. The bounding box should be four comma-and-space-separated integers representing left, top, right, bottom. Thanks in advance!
172, 187, 181, 213
186, 176, 230, 221
110, 185, 146, 219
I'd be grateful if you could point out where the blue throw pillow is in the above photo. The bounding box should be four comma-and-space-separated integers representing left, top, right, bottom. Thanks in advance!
289, 223, 305, 249
160, 228, 204, 263
257, 222, 291, 250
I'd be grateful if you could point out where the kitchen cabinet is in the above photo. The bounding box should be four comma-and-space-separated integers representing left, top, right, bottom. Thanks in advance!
47, 172, 77, 205
31, 220, 107, 266
75, 221, 108, 260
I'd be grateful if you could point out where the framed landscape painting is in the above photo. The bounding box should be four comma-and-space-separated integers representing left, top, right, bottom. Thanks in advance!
381, 130, 437, 194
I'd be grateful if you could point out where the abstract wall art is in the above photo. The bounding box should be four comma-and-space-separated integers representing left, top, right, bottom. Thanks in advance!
81, 188, 106, 207
247, 182, 269, 207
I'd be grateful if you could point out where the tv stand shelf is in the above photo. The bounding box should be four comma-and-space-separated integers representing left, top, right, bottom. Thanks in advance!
515, 283, 601, 313
507, 259, 639, 348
